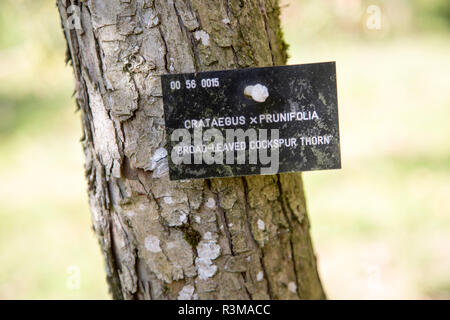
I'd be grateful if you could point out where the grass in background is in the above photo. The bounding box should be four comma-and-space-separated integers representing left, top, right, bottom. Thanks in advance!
282, 0, 450, 299
0, 0, 449, 299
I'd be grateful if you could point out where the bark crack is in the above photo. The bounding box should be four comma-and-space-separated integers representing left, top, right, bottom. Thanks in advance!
242, 177, 274, 299
173, 0, 201, 71
157, 26, 170, 73
276, 174, 301, 298
207, 180, 235, 255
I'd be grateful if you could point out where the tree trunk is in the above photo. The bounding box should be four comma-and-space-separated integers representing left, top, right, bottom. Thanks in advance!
57, 0, 326, 300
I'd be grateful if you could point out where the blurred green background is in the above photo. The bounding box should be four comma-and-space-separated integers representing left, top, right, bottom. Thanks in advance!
0, 0, 449, 299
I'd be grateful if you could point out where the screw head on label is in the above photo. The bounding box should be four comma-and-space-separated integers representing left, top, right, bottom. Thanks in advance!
244, 84, 269, 103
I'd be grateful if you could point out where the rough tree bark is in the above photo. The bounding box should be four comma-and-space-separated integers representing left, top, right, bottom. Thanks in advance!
57, 0, 326, 300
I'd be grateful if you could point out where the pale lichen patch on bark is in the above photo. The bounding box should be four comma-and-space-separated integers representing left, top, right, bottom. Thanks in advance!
145, 235, 162, 252
195, 233, 221, 280
256, 271, 264, 281
177, 284, 196, 300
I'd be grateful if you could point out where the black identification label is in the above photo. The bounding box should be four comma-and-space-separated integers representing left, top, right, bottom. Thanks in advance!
161, 62, 341, 180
